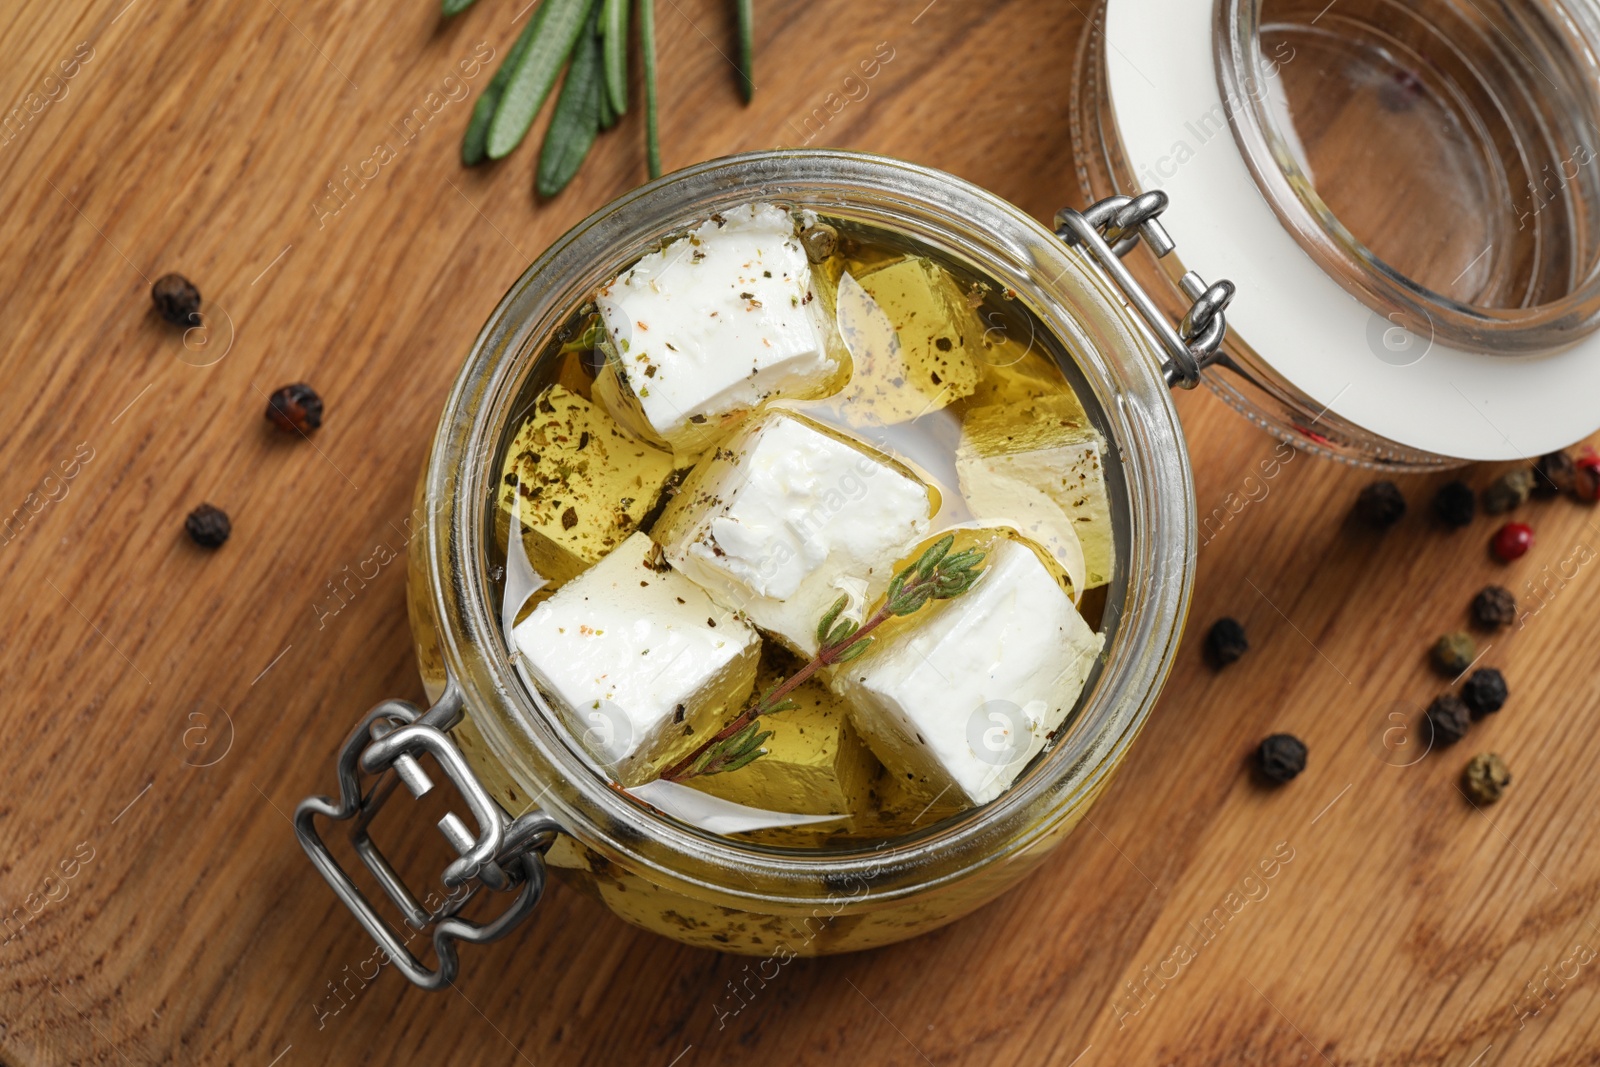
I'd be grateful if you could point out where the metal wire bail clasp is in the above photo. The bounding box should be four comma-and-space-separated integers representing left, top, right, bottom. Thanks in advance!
294, 687, 562, 990
1054, 191, 1237, 390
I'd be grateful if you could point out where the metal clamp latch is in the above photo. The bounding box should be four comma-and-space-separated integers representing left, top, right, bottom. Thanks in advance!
294, 688, 561, 989
1055, 191, 1236, 390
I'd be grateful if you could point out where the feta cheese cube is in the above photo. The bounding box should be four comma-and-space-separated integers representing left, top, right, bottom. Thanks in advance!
684, 664, 878, 817
836, 537, 1104, 806
592, 203, 842, 456
656, 411, 934, 656
957, 395, 1114, 589
513, 532, 761, 785
829, 257, 982, 425
497, 385, 678, 585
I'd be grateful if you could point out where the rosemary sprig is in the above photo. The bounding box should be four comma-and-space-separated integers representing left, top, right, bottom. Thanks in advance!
660, 535, 986, 783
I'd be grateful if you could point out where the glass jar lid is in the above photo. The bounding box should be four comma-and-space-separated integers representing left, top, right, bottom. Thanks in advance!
1098, 0, 1600, 460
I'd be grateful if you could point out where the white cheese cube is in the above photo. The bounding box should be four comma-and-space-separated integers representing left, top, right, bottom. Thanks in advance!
837, 538, 1103, 806
593, 203, 842, 456
512, 531, 761, 785
656, 411, 933, 657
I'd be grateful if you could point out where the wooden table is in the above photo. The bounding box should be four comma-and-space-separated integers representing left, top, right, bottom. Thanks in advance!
4, 1, 1598, 1063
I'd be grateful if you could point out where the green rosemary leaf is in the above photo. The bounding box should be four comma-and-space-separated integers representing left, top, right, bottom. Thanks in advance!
536, 9, 604, 197
826, 617, 859, 647
889, 587, 933, 617
461, 91, 500, 167
940, 547, 983, 573
816, 594, 848, 645
602, 0, 630, 115
723, 717, 766, 750
886, 574, 906, 606
688, 746, 718, 777
766, 698, 797, 714
487, 0, 596, 160
442, 0, 479, 14
835, 637, 873, 663
462, 14, 543, 166
638, 0, 660, 178
916, 534, 954, 579
719, 732, 772, 773
735, 0, 754, 102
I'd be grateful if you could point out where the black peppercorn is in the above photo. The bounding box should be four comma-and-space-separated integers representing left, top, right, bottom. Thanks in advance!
1355, 481, 1406, 529
1255, 733, 1306, 783
1431, 480, 1475, 529
1461, 668, 1508, 718
1425, 694, 1471, 747
1532, 451, 1576, 498
151, 273, 202, 326
1482, 469, 1534, 515
265, 383, 324, 434
1462, 752, 1511, 805
185, 503, 231, 548
1430, 632, 1476, 677
1469, 585, 1517, 631
1204, 616, 1249, 668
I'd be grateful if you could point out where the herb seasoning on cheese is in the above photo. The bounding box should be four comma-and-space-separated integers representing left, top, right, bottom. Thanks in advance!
492, 202, 1118, 846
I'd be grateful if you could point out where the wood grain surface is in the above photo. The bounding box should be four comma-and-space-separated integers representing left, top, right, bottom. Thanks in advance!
3, 1, 1599, 1064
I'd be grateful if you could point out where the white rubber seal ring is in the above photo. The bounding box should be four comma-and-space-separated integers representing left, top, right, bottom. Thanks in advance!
1104, 0, 1600, 460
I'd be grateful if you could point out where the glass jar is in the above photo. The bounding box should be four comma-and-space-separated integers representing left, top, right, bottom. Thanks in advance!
1073, 0, 1600, 468
298, 0, 1600, 990
297, 151, 1208, 987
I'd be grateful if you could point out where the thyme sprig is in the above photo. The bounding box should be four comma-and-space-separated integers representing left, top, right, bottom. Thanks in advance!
660, 535, 986, 783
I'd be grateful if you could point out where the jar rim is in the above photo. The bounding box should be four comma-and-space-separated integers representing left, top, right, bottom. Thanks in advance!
423, 150, 1196, 909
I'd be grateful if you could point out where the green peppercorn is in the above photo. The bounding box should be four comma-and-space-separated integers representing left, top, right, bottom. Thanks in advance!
1482, 469, 1535, 515
1430, 631, 1476, 677
1461, 752, 1511, 805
